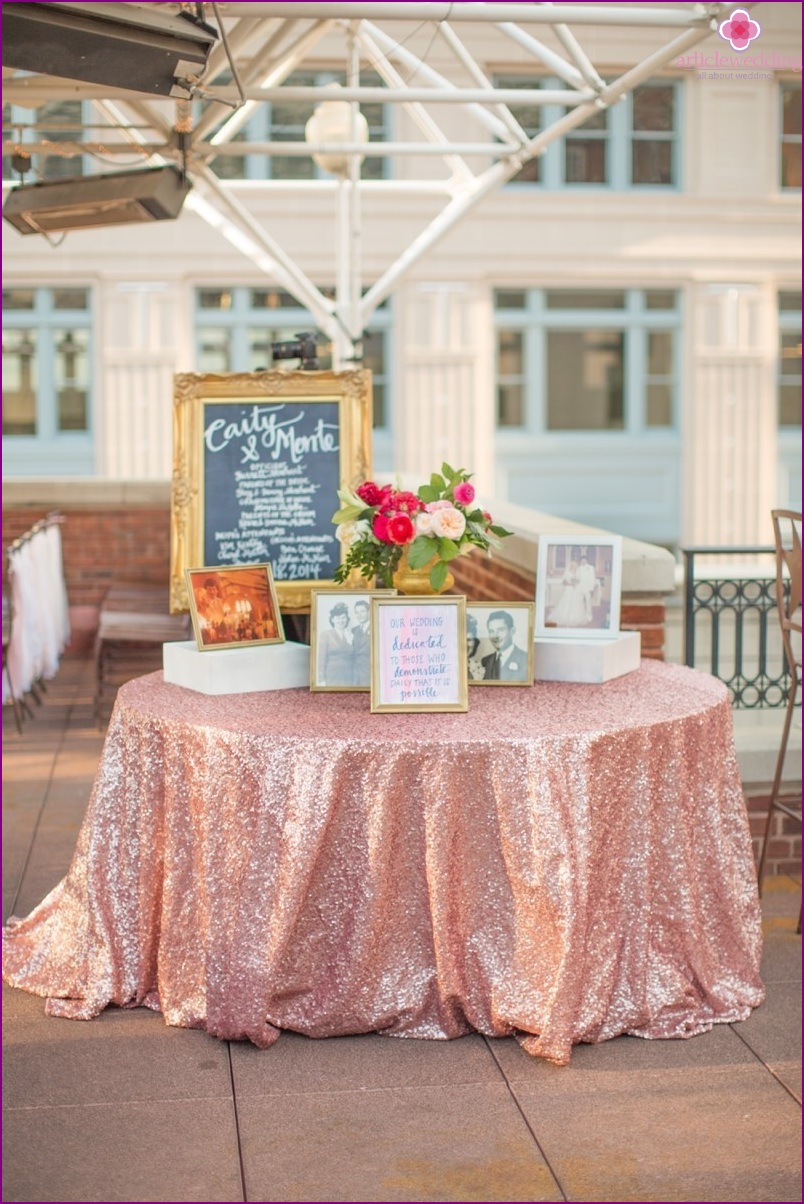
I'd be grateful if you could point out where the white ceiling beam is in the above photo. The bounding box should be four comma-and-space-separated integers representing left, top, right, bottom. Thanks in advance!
355, 25, 474, 186
359, 16, 719, 328
217, 5, 719, 27
497, 22, 595, 89
437, 22, 531, 149
206, 84, 594, 106
541, 4, 606, 91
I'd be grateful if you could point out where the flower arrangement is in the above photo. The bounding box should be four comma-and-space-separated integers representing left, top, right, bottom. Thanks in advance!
332, 463, 512, 591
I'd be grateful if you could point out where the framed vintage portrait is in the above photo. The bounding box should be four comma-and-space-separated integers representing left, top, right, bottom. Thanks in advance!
185, 563, 285, 651
370, 595, 469, 714
170, 369, 372, 614
535, 536, 623, 639
309, 588, 397, 692
466, 602, 535, 685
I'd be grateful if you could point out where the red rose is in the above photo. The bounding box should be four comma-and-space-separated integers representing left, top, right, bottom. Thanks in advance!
387, 513, 415, 544
357, 481, 384, 506
390, 490, 424, 513
372, 513, 391, 542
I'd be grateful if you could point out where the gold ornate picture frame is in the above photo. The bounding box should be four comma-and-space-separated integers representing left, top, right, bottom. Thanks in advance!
171, 369, 372, 613
185, 563, 285, 651
309, 588, 397, 693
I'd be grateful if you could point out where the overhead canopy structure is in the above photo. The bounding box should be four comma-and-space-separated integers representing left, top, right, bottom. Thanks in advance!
3, 1, 735, 360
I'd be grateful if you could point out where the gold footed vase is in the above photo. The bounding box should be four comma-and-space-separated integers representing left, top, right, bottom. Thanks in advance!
392, 547, 454, 595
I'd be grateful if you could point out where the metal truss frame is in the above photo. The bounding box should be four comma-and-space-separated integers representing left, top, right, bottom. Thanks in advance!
3, 1, 736, 361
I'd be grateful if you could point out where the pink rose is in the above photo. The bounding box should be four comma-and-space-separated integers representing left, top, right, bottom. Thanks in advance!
415, 511, 435, 536
453, 481, 475, 506
426, 499, 452, 512
372, 513, 391, 542
357, 481, 383, 506
431, 507, 466, 540
387, 513, 415, 544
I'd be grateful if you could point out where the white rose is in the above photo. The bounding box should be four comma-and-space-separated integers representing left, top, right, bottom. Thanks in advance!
415, 511, 435, 536
336, 519, 370, 547
430, 507, 466, 540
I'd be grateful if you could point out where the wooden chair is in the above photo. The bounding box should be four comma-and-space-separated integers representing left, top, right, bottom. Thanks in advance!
756, 509, 802, 931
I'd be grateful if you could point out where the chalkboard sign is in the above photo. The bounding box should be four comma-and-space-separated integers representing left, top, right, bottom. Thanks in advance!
170, 370, 372, 612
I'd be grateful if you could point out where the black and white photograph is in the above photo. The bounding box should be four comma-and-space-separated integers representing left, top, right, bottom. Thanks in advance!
466, 602, 535, 685
535, 536, 623, 639
310, 589, 396, 691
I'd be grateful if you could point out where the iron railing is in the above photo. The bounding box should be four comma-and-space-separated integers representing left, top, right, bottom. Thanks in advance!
682, 545, 790, 708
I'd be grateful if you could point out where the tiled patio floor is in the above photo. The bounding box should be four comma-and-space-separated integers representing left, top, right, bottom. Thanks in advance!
2, 658, 801, 1203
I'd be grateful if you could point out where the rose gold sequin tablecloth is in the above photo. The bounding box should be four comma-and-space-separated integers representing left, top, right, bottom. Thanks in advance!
3, 660, 764, 1065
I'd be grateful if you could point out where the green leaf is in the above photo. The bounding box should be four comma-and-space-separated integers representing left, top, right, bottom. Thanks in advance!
489, 525, 513, 538
332, 504, 363, 524
417, 485, 439, 504
407, 535, 438, 569
441, 461, 456, 481
429, 560, 448, 591
466, 509, 485, 523
430, 473, 445, 491
438, 537, 461, 562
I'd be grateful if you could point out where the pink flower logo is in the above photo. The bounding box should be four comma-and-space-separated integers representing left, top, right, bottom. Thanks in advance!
719, 8, 761, 51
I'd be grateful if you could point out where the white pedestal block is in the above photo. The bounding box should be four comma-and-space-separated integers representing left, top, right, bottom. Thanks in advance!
163, 640, 310, 695
533, 631, 641, 684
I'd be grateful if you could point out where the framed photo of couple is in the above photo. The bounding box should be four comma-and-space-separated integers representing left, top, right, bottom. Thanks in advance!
310, 589, 397, 692
535, 536, 623, 640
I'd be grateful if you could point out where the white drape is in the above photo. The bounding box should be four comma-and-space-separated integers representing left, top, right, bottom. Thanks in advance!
3, 520, 70, 704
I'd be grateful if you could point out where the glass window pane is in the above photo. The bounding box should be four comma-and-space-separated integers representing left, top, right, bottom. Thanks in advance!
648, 331, 673, 376
53, 288, 89, 310
55, 328, 89, 431
198, 289, 233, 311
779, 291, 802, 312
362, 329, 386, 427
547, 330, 624, 430
545, 290, 625, 310
494, 289, 527, 309
2, 329, 37, 435
645, 290, 677, 310
2, 288, 36, 310
781, 140, 802, 190
497, 329, 524, 427
250, 289, 304, 310
646, 382, 673, 427
37, 100, 83, 179
632, 140, 673, 185
779, 383, 802, 427
632, 86, 674, 132
248, 328, 274, 372
782, 86, 802, 136
198, 328, 231, 373
565, 138, 606, 184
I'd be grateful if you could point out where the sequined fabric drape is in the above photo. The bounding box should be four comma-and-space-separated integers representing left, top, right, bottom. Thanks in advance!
3, 661, 764, 1065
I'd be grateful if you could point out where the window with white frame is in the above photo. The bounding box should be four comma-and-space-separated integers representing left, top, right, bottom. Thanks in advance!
780, 82, 802, 191
495, 77, 679, 189
207, 69, 389, 182
2, 287, 93, 472
778, 290, 802, 429
194, 287, 391, 429
2, 100, 93, 181
494, 288, 680, 433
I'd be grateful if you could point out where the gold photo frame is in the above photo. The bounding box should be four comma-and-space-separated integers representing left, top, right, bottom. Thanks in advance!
466, 602, 535, 685
170, 369, 372, 614
309, 589, 397, 692
185, 563, 285, 651
370, 595, 469, 714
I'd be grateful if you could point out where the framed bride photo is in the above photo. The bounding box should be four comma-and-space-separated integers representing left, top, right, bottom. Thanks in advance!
535, 536, 623, 640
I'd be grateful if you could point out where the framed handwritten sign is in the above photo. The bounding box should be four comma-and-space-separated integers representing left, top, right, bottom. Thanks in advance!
170, 370, 372, 612
370, 596, 469, 714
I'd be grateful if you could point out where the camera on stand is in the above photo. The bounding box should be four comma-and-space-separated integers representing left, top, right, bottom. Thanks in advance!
270, 332, 319, 371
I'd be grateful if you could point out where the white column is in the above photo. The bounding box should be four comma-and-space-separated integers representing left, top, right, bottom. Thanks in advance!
395, 282, 496, 497
98, 282, 185, 479
682, 282, 777, 547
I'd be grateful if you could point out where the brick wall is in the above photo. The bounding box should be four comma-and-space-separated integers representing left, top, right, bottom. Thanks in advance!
745, 791, 803, 877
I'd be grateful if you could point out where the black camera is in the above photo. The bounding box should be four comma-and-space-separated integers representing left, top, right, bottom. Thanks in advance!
271, 332, 319, 370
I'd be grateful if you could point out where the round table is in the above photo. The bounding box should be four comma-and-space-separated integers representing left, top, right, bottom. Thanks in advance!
2, 660, 764, 1065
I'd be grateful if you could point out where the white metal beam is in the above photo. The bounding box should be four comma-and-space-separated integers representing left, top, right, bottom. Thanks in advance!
217, 5, 719, 27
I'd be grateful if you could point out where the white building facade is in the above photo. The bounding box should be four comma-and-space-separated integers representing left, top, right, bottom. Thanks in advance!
3, 2, 801, 551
